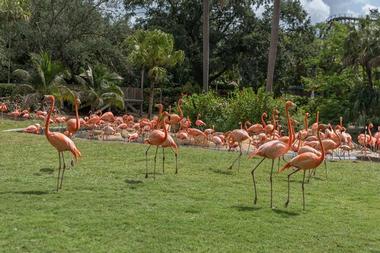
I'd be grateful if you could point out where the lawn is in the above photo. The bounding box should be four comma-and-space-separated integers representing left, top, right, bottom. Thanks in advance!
0, 119, 379, 253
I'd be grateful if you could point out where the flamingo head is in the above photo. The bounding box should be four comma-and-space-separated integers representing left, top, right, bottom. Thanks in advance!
369, 123, 374, 129
262, 112, 267, 118
285, 101, 296, 109
305, 112, 310, 118
74, 96, 81, 105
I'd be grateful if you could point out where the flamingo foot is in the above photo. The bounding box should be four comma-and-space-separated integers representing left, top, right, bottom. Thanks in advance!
285, 200, 289, 208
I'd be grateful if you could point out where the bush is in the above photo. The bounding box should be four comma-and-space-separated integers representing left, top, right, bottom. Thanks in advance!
181, 88, 305, 132
0, 83, 17, 97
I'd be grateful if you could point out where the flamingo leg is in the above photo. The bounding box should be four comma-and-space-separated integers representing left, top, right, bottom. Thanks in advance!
247, 139, 251, 154
145, 145, 151, 178
277, 157, 280, 172
60, 153, 66, 189
56, 152, 61, 192
162, 147, 165, 174
153, 146, 158, 180
285, 168, 301, 208
251, 157, 265, 205
302, 170, 306, 210
227, 143, 242, 170
270, 159, 275, 208
170, 147, 178, 174
324, 159, 327, 180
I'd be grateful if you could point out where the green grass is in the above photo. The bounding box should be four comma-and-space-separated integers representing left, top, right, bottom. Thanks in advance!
0, 119, 379, 252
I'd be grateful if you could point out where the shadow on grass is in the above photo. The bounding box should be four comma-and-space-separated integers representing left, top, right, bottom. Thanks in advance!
231, 204, 262, 212
0, 190, 50, 195
272, 208, 300, 217
210, 168, 234, 175
40, 168, 55, 174
125, 179, 144, 185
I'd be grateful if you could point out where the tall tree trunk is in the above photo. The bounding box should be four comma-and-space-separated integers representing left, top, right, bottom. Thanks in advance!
148, 81, 155, 119
6, 10, 11, 84
202, 0, 209, 93
140, 68, 144, 115
265, 0, 281, 93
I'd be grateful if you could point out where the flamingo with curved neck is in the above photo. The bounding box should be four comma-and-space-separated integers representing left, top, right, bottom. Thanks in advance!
248, 101, 296, 207
279, 124, 325, 210
44, 95, 81, 191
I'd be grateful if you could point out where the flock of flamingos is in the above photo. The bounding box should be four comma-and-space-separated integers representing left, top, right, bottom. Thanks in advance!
1, 95, 379, 210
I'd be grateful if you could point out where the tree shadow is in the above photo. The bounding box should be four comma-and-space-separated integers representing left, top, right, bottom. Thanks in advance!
210, 168, 234, 175
231, 204, 262, 212
272, 208, 300, 217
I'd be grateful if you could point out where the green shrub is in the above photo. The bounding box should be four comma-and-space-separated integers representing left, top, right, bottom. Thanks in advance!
0, 83, 17, 97
181, 88, 305, 132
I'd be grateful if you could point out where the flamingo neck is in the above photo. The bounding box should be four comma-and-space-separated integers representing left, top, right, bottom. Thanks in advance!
304, 114, 309, 130
75, 101, 79, 130
45, 97, 55, 137
316, 111, 319, 125
178, 99, 183, 118
368, 125, 373, 137
285, 105, 293, 148
317, 127, 325, 162
333, 128, 341, 148
340, 117, 343, 127
261, 113, 267, 127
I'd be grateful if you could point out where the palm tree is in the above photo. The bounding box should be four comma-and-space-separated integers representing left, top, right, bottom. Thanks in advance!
12, 51, 75, 107
75, 64, 125, 112
203, 0, 210, 93
126, 29, 184, 118
265, 0, 281, 93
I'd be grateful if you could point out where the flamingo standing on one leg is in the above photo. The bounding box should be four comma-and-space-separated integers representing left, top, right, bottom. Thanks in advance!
64, 96, 81, 138
144, 104, 168, 179
278, 124, 325, 210
43, 95, 81, 191
248, 101, 295, 208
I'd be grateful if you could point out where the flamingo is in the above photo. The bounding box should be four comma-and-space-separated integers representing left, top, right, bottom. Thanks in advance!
144, 104, 169, 179
278, 124, 325, 210
24, 123, 41, 134
43, 95, 81, 191
64, 96, 81, 138
167, 98, 183, 126
195, 113, 206, 127
226, 128, 251, 170
160, 124, 179, 175
248, 101, 295, 208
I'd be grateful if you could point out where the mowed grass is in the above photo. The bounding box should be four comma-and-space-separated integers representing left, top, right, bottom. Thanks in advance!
0, 119, 379, 253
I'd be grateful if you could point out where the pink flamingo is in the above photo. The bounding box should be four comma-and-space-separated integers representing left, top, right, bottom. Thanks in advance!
64, 96, 81, 138
248, 101, 295, 208
144, 104, 168, 179
161, 123, 179, 174
24, 123, 41, 134
195, 113, 206, 127
43, 95, 81, 191
226, 128, 251, 170
278, 124, 325, 210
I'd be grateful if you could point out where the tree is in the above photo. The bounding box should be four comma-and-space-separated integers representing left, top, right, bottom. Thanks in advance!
75, 65, 125, 111
343, 17, 380, 87
0, 0, 30, 83
12, 51, 75, 107
126, 29, 184, 118
265, 0, 280, 93
202, 0, 209, 93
